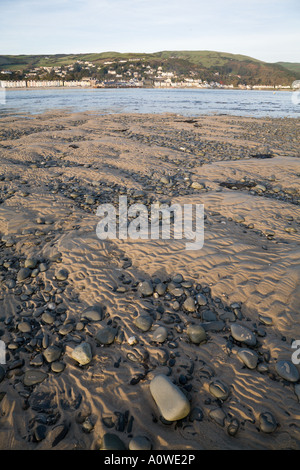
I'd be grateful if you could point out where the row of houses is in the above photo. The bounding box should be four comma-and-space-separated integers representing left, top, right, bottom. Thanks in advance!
0, 80, 93, 88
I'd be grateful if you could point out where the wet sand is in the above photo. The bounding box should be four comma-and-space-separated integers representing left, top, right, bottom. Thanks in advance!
0, 111, 299, 450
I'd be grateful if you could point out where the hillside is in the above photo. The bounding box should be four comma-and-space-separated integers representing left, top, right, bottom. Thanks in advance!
0, 50, 299, 86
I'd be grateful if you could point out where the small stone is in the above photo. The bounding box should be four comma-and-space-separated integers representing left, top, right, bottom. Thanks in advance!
209, 380, 229, 401
187, 325, 206, 344
25, 258, 38, 269
17, 268, 31, 282
95, 326, 117, 345
230, 324, 256, 346
41, 312, 55, 325
183, 297, 196, 313
191, 181, 205, 190
23, 370, 48, 386
138, 280, 153, 297
258, 315, 273, 325
275, 360, 300, 382
71, 342, 92, 365
43, 345, 62, 363
51, 361, 65, 373
129, 436, 152, 450
58, 324, 74, 335
18, 321, 31, 333
227, 418, 240, 436
55, 269, 69, 281
237, 348, 258, 369
100, 433, 126, 450
81, 305, 103, 322
196, 293, 207, 306
259, 412, 277, 433
150, 374, 190, 421
152, 326, 168, 343
209, 408, 226, 427
134, 314, 153, 332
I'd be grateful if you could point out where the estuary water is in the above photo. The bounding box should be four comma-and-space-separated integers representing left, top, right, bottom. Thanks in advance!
0, 87, 299, 118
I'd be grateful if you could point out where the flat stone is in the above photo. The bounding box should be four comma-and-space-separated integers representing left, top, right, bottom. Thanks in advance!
187, 325, 206, 344
100, 433, 126, 450
275, 360, 300, 382
258, 315, 273, 325
42, 312, 55, 325
134, 314, 153, 332
209, 380, 229, 401
81, 305, 103, 322
71, 342, 92, 365
43, 345, 62, 363
237, 348, 258, 369
129, 436, 152, 450
95, 326, 117, 345
150, 374, 190, 421
231, 324, 256, 346
23, 370, 48, 386
152, 326, 168, 343
191, 181, 205, 190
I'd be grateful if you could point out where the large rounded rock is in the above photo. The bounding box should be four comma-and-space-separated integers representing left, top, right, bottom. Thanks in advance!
17, 267, 31, 282
71, 342, 92, 365
152, 326, 168, 343
275, 360, 299, 382
129, 436, 152, 450
231, 324, 256, 347
150, 374, 190, 421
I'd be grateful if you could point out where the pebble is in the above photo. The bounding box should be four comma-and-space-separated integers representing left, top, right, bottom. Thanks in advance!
259, 412, 278, 433
51, 361, 65, 373
58, 323, 74, 335
152, 326, 168, 343
17, 267, 31, 282
227, 418, 240, 436
100, 433, 126, 450
138, 280, 153, 297
129, 436, 152, 450
43, 345, 62, 363
209, 408, 226, 427
187, 324, 206, 344
150, 374, 190, 421
55, 269, 69, 281
183, 297, 196, 313
81, 305, 103, 322
237, 348, 258, 369
275, 360, 300, 382
23, 370, 48, 386
95, 326, 117, 345
25, 258, 38, 269
230, 324, 256, 346
71, 342, 92, 365
196, 293, 207, 306
18, 321, 31, 333
42, 312, 55, 325
209, 380, 229, 401
134, 314, 153, 332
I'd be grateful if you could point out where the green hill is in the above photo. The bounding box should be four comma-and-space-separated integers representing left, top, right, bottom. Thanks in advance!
0, 50, 299, 86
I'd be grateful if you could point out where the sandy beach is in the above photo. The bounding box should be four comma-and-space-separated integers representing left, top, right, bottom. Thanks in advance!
0, 110, 299, 450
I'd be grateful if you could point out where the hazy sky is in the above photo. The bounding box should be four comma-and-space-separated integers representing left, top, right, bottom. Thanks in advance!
1, 0, 299, 62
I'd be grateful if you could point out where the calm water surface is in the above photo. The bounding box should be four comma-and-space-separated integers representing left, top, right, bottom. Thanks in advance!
0, 88, 299, 118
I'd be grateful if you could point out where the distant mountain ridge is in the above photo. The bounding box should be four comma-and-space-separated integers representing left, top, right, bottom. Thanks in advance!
0, 50, 299, 86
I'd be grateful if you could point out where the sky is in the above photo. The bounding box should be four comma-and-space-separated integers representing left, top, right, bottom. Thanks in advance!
0, 0, 299, 62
